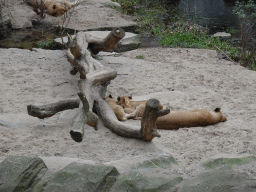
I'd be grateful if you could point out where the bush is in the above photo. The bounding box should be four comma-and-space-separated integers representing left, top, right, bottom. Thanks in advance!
233, 0, 256, 68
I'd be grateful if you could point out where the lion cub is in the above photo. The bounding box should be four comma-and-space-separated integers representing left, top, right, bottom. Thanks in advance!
105, 94, 138, 121
25, 0, 79, 17
117, 96, 163, 118
156, 108, 227, 129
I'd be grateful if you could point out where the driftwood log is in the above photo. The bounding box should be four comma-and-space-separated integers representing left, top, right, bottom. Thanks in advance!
27, 28, 170, 142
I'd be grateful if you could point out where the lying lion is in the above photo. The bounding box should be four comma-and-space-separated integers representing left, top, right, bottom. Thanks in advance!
156, 108, 227, 129
105, 94, 139, 121
24, 0, 79, 17
117, 96, 163, 118
117, 96, 227, 129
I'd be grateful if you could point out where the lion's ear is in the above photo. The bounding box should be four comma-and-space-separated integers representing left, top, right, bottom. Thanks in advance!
52, 4, 57, 9
214, 108, 221, 112
128, 96, 132, 99
117, 96, 120, 101
109, 94, 113, 98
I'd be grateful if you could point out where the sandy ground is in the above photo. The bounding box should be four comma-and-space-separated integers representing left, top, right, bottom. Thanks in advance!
1, 46, 256, 179
1, 0, 256, 180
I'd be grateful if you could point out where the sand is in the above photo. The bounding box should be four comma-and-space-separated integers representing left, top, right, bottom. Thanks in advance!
1, 46, 256, 179
1, 0, 256, 179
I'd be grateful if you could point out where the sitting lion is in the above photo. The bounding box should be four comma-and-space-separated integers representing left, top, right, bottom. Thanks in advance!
116, 96, 163, 118
116, 96, 227, 129
105, 94, 138, 121
24, 0, 79, 17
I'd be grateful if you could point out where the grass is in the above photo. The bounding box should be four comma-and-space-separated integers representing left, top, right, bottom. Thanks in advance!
112, 0, 256, 69
153, 25, 240, 61
36, 39, 55, 48
135, 55, 144, 59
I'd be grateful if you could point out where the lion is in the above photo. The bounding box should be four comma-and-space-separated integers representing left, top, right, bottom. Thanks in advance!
24, 0, 79, 17
116, 96, 163, 118
116, 96, 227, 129
156, 107, 227, 129
105, 94, 139, 121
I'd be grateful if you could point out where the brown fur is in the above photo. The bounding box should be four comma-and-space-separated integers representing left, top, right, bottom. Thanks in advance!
24, 0, 78, 17
116, 96, 227, 129
105, 95, 138, 121
117, 96, 163, 118
156, 107, 227, 129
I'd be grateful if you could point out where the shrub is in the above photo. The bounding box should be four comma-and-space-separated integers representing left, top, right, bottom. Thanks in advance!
233, 0, 256, 67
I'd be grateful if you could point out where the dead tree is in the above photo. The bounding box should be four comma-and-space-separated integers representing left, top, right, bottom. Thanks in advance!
27, 28, 170, 142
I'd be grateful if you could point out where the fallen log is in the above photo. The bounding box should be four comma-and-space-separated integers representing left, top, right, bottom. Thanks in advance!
27, 28, 167, 142
27, 99, 80, 119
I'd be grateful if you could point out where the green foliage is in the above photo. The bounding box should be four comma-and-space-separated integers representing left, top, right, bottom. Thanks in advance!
135, 55, 144, 59
159, 31, 230, 50
233, 0, 256, 68
233, 0, 256, 21
36, 39, 55, 48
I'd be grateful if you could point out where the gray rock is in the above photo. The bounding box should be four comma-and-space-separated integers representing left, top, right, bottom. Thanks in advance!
110, 171, 183, 192
0, 156, 48, 192
101, 2, 122, 13
32, 162, 119, 192
106, 154, 182, 192
212, 32, 231, 38
201, 154, 256, 169
131, 154, 179, 170
178, 169, 256, 192
115, 34, 141, 52
217, 52, 228, 60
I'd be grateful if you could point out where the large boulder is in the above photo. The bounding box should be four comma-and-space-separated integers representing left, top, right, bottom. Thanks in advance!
0, 156, 48, 192
178, 169, 256, 192
106, 154, 183, 192
32, 162, 119, 192
110, 171, 183, 192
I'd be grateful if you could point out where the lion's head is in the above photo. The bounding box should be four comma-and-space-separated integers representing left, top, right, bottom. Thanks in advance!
213, 107, 227, 122
117, 96, 133, 109
46, 2, 68, 17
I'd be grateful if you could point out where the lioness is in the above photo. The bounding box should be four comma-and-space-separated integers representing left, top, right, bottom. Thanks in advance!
116, 96, 227, 129
105, 94, 138, 121
156, 108, 227, 129
116, 96, 163, 118
24, 0, 79, 17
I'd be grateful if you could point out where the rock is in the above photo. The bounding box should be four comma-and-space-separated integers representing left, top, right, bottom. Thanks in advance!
101, 1, 122, 13
115, 34, 141, 52
2, 0, 137, 30
32, 162, 119, 192
217, 52, 228, 60
0, 156, 48, 192
131, 154, 179, 170
110, 171, 183, 192
212, 32, 231, 38
201, 154, 256, 169
106, 154, 182, 191
54, 31, 140, 52
178, 169, 256, 192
